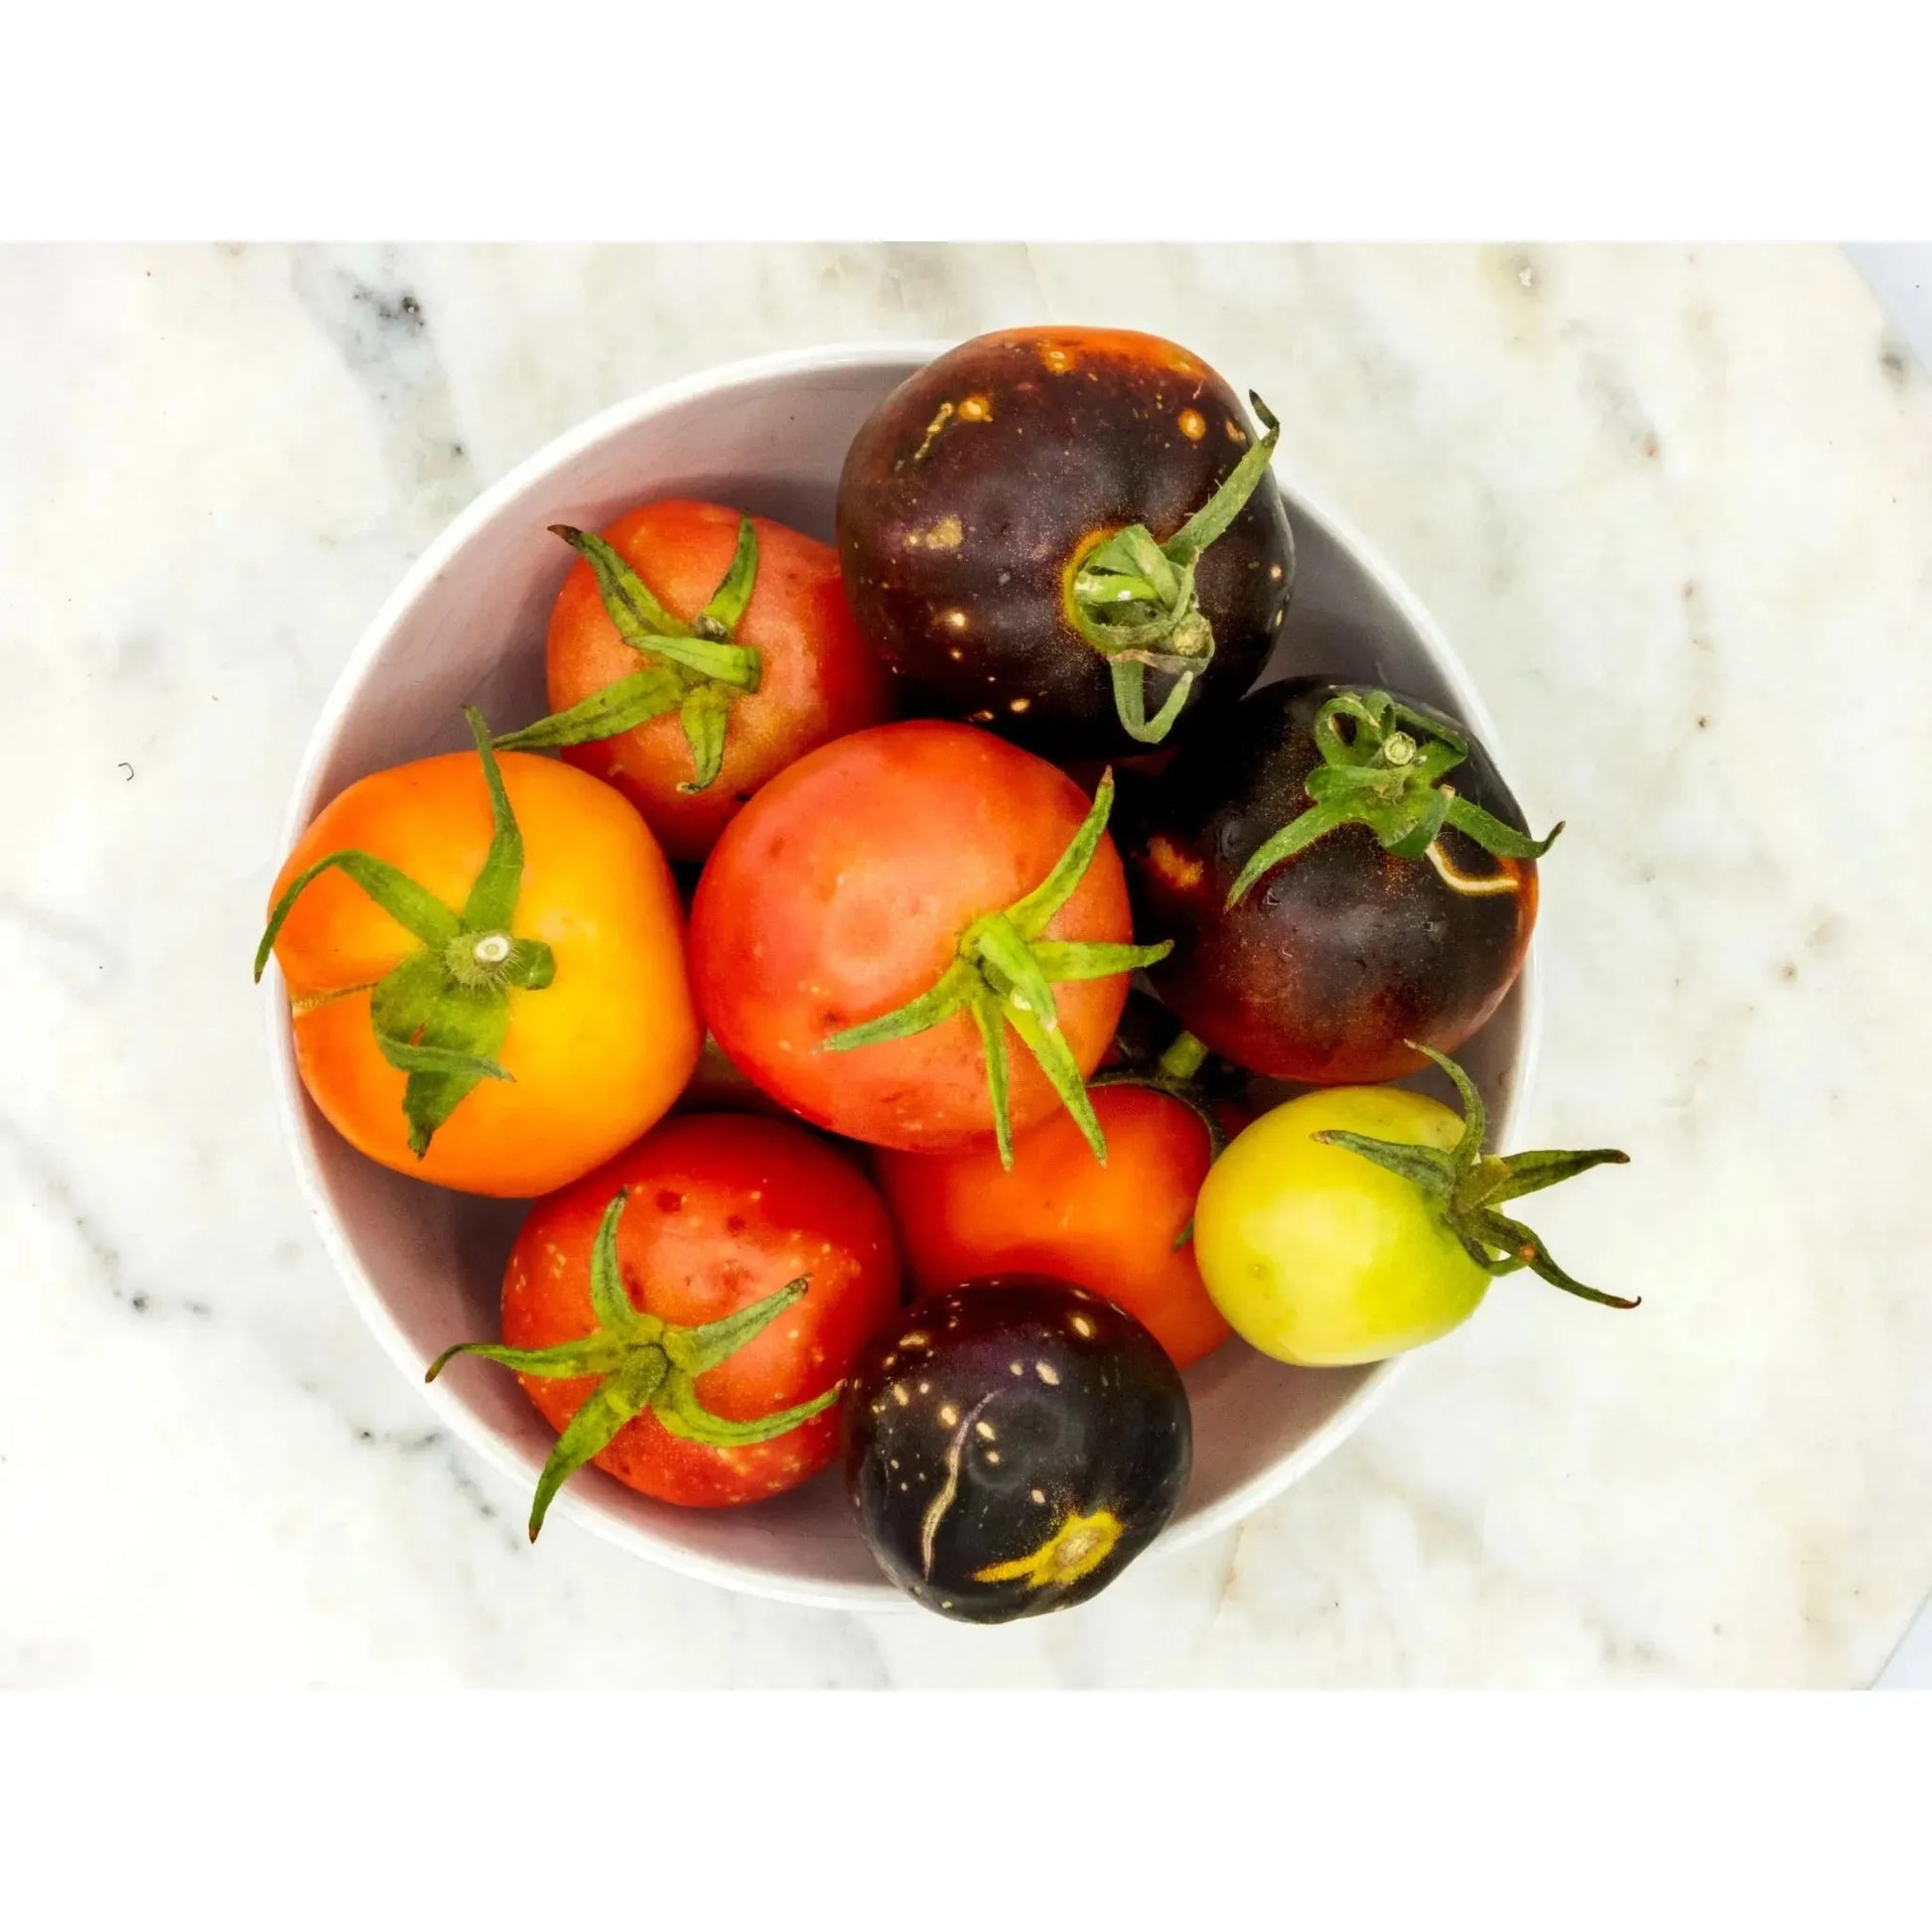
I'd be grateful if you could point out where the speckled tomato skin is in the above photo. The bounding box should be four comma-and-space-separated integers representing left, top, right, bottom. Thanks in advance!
688, 721, 1135, 1153
502, 1114, 900, 1509
840, 1277, 1191, 1623
836, 328, 1295, 760
1120, 679, 1539, 1085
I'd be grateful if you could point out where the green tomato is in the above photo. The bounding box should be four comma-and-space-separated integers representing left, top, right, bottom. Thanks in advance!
1192, 1085, 1490, 1366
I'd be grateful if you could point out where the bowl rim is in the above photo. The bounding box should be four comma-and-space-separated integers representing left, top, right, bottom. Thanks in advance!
263, 338, 1542, 1612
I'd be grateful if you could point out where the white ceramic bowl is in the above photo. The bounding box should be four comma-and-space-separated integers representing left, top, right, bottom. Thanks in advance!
266, 342, 1539, 1609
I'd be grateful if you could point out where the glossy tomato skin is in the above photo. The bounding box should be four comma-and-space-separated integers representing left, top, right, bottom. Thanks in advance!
502, 1114, 901, 1507
872, 1084, 1231, 1368
269, 750, 699, 1196
548, 499, 890, 862
1121, 679, 1539, 1085
689, 720, 1136, 1153
1193, 1087, 1490, 1366
837, 329, 1294, 760
841, 1277, 1190, 1621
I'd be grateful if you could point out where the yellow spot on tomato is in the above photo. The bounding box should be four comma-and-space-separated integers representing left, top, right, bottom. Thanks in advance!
1145, 833, 1204, 894
1031, 1488, 1046, 1504
972, 1508, 1124, 1589
906, 513, 964, 551
941, 608, 969, 631
938, 1403, 960, 1426
1040, 345, 1076, 373
1225, 419, 1248, 444
957, 394, 993, 421
1425, 838, 1523, 897
974, 1420, 996, 1441
1009, 1362, 1024, 1376
892, 1383, 910, 1407
912, 401, 954, 461
1069, 1313, 1095, 1338
1009, 697, 1032, 714
1035, 1361, 1060, 1386
1177, 408, 1206, 441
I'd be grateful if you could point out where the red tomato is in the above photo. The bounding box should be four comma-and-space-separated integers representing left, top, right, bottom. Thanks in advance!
873, 1083, 1231, 1368
688, 720, 1166, 1158
431, 1113, 900, 1524
541, 500, 890, 862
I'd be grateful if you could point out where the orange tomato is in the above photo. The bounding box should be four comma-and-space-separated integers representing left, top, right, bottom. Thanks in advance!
266, 739, 699, 1196
872, 1082, 1231, 1367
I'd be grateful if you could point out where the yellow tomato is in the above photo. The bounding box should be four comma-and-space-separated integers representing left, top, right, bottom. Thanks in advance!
1192, 1086, 1490, 1365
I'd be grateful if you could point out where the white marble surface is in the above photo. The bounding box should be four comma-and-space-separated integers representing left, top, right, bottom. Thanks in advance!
4, 244, 1930, 1688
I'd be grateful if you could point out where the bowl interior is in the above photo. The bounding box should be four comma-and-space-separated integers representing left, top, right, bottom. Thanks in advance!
273, 345, 1533, 1608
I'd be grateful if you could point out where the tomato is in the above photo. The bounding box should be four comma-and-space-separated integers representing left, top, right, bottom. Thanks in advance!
1192, 1049, 1633, 1367
497, 500, 889, 862
873, 1082, 1231, 1368
1123, 680, 1556, 1085
258, 710, 699, 1197
837, 327, 1294, 757
841, 1277, 1191, 1621
428, 1113, 901, 1527
689, 719, 1171, 1162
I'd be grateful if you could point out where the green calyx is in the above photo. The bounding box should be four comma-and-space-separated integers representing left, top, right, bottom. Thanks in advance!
1228, 687, 1563, 907
821, 770, 1172, 1170
254, 707, 555, 1159
1313, 1044, 1636, 1309
1065, 391, 1282, 746
492, 520, 762, 794
425, 1188, 837, 1541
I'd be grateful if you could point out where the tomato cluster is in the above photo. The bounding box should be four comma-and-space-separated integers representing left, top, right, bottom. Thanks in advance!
260, 327, 1634, 1623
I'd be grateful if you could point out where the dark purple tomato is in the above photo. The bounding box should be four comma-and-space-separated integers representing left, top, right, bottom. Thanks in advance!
840, 1276, 1191, 1623
1120, 679, 1555, 1085
835, 327, 1295, 760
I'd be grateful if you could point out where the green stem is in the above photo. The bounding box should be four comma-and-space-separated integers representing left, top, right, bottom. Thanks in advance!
1311, 1042, 1636, 1310
1157, 1030, 1209, 1083
506, 520, 765, 793
1063, 391, 1283, 746
1228, 688, 1562, 906
257, 705, 556, 1161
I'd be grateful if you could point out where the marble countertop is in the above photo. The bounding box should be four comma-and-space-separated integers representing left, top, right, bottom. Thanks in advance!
6, 244, 1929, 1688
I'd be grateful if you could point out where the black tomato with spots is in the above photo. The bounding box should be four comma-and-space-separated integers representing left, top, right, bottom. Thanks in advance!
836, 327, 1296, 759
840, 1276, 1191, 1622
1120, 680, 1561, 1085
